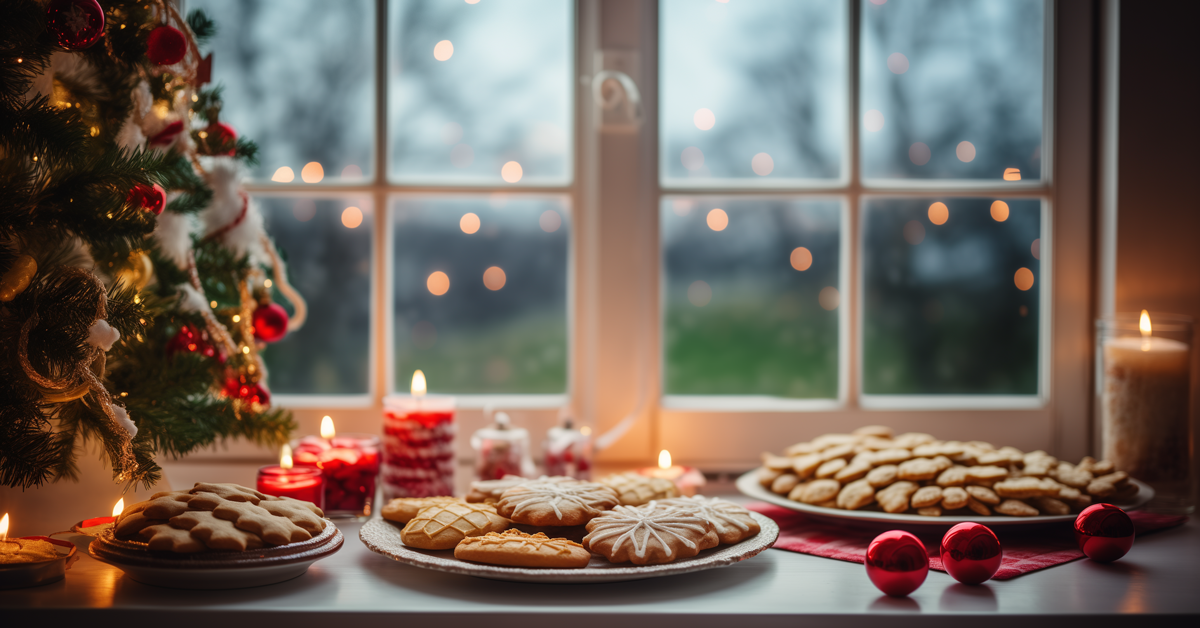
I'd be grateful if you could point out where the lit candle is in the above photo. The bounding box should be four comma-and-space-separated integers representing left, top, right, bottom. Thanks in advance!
292, 417, 380, 517
381, 370, 457, 499
639, 450, 706, 496
0, 513, 79, 588
257, 444, 326, 510
1100, 310, 1192, 508
72, 498, 126, 537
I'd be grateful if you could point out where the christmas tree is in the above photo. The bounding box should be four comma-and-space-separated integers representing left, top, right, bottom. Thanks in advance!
1, 0, 301, 491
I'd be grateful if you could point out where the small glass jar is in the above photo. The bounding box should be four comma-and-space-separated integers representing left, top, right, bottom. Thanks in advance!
1096, 312, 1194, 514
291, 433, 381, 518
543, 418, 593, 480
256, 465, 325, 511
470, 412, 535, 481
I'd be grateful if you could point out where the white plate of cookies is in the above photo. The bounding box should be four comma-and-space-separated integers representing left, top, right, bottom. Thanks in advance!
738, 426, 1153, 528
90, 483, 343, 589
360, 474, 778, 583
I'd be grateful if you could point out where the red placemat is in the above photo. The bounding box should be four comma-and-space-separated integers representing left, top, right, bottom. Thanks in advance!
748, 502, 1187, 580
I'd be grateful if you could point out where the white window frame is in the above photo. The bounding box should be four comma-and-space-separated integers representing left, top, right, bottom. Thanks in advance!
204, 0, 1098, 470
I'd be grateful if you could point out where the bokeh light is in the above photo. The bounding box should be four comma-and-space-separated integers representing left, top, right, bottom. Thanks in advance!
301, 162, 324, 183
271, 166, 295, 182
427, 271, 450, 296
1003, 167, 1021, 181
864, 109, 885, 132
751, 152, 774, 176
501, 161, 523, 182
887, 52, 909, 74
990, 200, 1010, 222
1014, 267, 1034, 291
790, 247, 813, 271
1031, 238, 1040, 260
706, 208, 729, 231
341, 206, 363, 228
483, 266, 507, 291
927, 202, 949, 225
956, 141, 976, 162
433, 40, 454, 61
681, 146, 705, 170
460, 212, 480, 234
340, 164, 363, 179
291, 198, 315, 222
693, 108, 716, 130
908, 142, 931, 166
819, 286, 840, 311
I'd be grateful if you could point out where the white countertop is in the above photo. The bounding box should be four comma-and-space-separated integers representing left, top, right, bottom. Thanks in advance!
3, 465, 1198, 626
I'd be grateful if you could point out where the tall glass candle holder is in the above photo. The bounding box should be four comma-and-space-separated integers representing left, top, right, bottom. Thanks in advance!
292, 421, 380, 518
1096, 311, 1194, 514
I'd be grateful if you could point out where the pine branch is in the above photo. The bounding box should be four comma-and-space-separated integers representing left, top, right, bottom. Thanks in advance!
0, 0, 55, 104
187, 10, 218, 47
160, 151, 213, 215
0, 96, 94, 168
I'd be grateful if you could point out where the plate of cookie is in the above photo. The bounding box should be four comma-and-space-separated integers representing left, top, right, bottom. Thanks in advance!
90, 482, 344, 589
738, 426, 1153, 529
360, 474, 778, 583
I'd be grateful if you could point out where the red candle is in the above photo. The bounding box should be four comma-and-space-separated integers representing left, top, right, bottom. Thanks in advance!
291, 418, 380, 516
381, 370, 457, 499
256, 446, 325, 510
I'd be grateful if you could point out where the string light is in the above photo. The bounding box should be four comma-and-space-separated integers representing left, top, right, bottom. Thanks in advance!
231, 314, 241, 323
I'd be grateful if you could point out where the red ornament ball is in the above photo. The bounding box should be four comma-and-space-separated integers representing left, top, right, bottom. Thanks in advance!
46, 0, 105, 50
166, 324, 223, 362
252, 302, 289, 343
223, 377, 270, 406
865, 530, 929, 597
940, 522, 1003, 585
204, 122, 238, 156
126, 183, 166, 215
147, 25, 187, 66
1074, 503, 1135, 562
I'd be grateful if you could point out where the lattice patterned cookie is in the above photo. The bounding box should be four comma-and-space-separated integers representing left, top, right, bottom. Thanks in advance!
400, 502, 510, 550
654, 496, 760, 544
454, 529, 591, 568
599, 472, 680, 507
496, 480, 619, 526
583, 504, 718, 565
382, 496, 461, 523
465, 475, 574, 503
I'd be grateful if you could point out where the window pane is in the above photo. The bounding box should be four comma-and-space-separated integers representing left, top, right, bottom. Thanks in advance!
257, 196, 374, 394
660, 0, 847, 184
860, 0, 1044, 181
662, 198, 841, 398
862, 197, 1042, 395
389, 0, 572, 185
192, 0, 375, 182
392, 196, 569, 394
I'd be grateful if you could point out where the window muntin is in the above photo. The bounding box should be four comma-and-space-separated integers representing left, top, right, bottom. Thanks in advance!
659, 0, 847, 184
191, 0, 376, 183
388, 0, 573, 185
257, 196, 374, 395
390, 196, 570, 394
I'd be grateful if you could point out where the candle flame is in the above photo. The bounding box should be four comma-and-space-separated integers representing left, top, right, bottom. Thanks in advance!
320, 416, 336, 439
280, 443, 293, 469
412, 370, 427, 397
112, 498, 125, 518
0, 513, 8, 541
658, 449, 672, 469
1140, 310, 1152, 351
580, 426, 592, 436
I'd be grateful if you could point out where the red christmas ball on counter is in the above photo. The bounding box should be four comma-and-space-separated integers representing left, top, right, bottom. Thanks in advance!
126, 183, 166, 215
166, 323, 223, 362
940, 522, 1003, 585
46, 0, 106, 51
147, 25, 187, 65
204, 122, 238, 156
1074, 503, 1135, 563
252, 302, 289, 343
223, 377, 270, 406
865, 530, 929, 597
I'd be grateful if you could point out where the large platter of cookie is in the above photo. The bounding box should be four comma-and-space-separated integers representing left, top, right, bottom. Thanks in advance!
89, 483, 343, 589
739, 426, 1153, 528
360, 473, 778, 583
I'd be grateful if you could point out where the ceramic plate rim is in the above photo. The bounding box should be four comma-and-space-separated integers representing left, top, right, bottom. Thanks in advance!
359, 512, 779, 584
736, 469, 1153, 527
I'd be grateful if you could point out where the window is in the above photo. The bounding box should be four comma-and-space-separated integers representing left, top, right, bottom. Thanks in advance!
195, 0, 1096, 466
